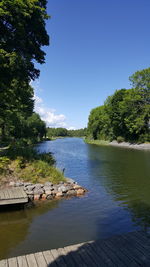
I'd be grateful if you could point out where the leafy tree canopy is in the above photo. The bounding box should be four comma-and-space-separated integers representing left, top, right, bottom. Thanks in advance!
0, 0, 49, 82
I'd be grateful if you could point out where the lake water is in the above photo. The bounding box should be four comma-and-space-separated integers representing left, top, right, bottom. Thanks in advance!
0, 137, 150, 259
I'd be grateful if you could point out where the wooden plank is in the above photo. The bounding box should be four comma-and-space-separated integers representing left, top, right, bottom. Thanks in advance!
65, 245, 87, 267
75, 243, 98, 267
0, 188, 28, 205
0, 198, 28, 205
34, 252, 47, 267
43, 250, 57, 266
90, 241, 115, 266
123, 233, 150, 262
58, 247, 76, 267
26, 254, 38, 267
109, 234, 141, 266
0, 190, 5, 200
50, 249, 67, 267
17, 256, 28, 267
85, 242, 107, 267
0, 260, 8, 267
106, 235, 139, 266
8, 257, 18, 267
120, 234, 149, 265
103, 239, 128, 266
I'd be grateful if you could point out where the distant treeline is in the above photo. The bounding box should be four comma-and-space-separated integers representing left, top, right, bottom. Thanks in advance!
47, 127, 87, 138
87, 68, 150, 143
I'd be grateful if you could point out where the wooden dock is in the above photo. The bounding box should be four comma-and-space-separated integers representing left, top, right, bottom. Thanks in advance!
1, 231, 150, 266
0, 187, 28, 205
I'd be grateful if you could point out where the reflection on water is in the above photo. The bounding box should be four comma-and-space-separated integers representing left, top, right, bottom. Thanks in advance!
0, 138, 150, 259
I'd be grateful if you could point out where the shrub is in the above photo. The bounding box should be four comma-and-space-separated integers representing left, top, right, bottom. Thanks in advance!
117, 136, 125, 143
0, 156, 10, 174
19, 160, 65, 184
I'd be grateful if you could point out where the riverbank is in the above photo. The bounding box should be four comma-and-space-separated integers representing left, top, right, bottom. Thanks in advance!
85, 138, 150, 150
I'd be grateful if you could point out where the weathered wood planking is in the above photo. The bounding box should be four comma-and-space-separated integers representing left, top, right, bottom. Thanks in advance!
1, 231, 150, 266
0, 188, 28, 205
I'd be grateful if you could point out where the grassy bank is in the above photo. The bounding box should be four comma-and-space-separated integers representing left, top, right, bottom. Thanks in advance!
84, 138, 109, 146
0, 145, 65, 186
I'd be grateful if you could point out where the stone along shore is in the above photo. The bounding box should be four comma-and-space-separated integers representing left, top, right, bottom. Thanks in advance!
9, 178, 87, 202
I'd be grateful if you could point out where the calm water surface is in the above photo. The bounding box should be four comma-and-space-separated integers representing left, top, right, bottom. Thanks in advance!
0, 138, 150, 259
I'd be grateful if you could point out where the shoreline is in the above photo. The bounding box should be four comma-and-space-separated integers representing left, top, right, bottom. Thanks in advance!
85, 139, 150, 151
110, 141, 150, 150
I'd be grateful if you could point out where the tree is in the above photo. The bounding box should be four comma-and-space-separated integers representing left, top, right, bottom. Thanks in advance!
0, 80, 34, 140
24, 113, 46, 141
0, 0, 49, 82
129, 68, 150, 105
0, 0, 49, 141
88, 106, 111, 140
87, 68, 150, 143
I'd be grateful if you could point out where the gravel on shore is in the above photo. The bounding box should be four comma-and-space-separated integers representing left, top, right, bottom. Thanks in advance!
109, 141, 150, 150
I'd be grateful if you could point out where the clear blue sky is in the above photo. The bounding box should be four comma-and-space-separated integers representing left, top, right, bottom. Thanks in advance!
34, 0, 150, 129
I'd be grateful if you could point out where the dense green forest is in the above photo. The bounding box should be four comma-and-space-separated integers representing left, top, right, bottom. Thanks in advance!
0, 0, 49, 144
47, 127, 87, 138
87, 68, 150, 143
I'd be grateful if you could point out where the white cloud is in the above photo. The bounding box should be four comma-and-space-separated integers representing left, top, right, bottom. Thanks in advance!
34, 94, 67, 128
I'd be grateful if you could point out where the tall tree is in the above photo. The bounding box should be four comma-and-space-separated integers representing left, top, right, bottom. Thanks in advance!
0, 0, 49, 82
0, 0, 49, 140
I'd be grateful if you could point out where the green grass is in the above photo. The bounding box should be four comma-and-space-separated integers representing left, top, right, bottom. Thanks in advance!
84, 138, 109, 146
0, 145, 65, 184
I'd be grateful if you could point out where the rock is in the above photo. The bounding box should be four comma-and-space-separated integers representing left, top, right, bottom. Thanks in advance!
28, 195, 34, 201
53, 185, 59, 191
34, 183, 44, 189
58, 185, 68, 193
26, 185, 35, 191
45, 182, 53, 187
73, 184, 82, 190
15, 182, 24, 187
41, 194, 47, 200
9, 181, 15, 186
66, 190, 77, 196
66, 178, 76, 184
45, 190, 53, 195
26, 191, 34, 195
56, 192, 64, 198
43, 186, 53, 192
51, 190, 57, 196
65, 185, 74, 191
33, 188, 44, 195
34, 195, 40, 200
46, 195, 53, 200
24, 182, 33, 187
76, 189, 85, 195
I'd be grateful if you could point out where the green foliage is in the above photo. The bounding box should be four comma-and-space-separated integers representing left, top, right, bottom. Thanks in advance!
47, 127, 87, 138
0, 0, 49, 142
0, 156, 10, 174
116, 136, 125, 143
87, 68, 150, 143
5, 145, 55, 165
1, 145, 64, 184
18, 160, 65, 184
0, 0, 49, 81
